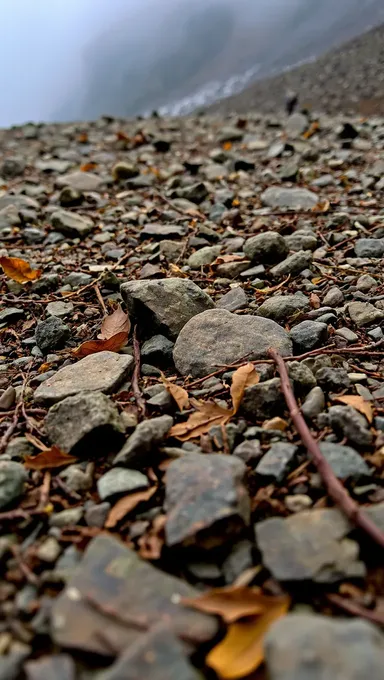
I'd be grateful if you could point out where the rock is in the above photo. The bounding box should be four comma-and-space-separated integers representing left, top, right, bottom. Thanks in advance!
187, 245, 221, 269
285, 495, 313, 512
4, 436, 35, 460
284, 230, 318, 251
232, 439, 263, 466
35, 317, 70, 354
51, 533, 218, 654
0, 193, 38, 211
140, 223, 187, 240
287, 361, 317, 394
63, 272, 92, 288
255, 443, 298, 482
278, 160, 299, 181
0, 307, 24, 324
327, 405, 373, 447
241, 378, 284, 419
261, 187, 319, 210
265, 614, 384, 680
316, 367, 351, 392
257, 294, 310, 321
323, 286, 344, 307
164, 453, 250, 548
35, 158, 73, 173
216, 287, 248, 312
114, 415, 173, 467
0, 386, 16, 410
176, 182, 209, 204
0, 643, 31, 680
356, 274, 378, 292
59, 186, 83, 207
25, 654, 76, 680
159, 240, 184, 262
46, 301, 74, 318
34, 352, 133, 405
98, 624, 201, 680
301, 386, 325, 419
348, 301, 384, 327
319, 442, 371, 479
56, 171, 103, 192
141, 335, 174, 366
44, 392, 124, 454
255, 508, 364, 582
121, 278, 214, 340
0, 461, 26, 509
1, 156, 26, 178
97, 468, 149, 501
50, 508, 84, 528
36, 536, 62, 563
173, 309, 292, 378
218, 127, 244, 143
335, 327, 359, 343
290, 320, 328, 353
51, 210, 94, 238
285, 112, 308, 136
243, 232, 288, 264
85, 502, 110, 528
354, 238, 384, 258
112, 161, 139, 181
270, 250, 313, 278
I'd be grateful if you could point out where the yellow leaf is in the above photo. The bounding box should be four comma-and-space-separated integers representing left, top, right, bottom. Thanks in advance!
335, 395, 373, 423
230, 363, 260, 414
206, 596, 290, 679
162, 378, 190, 411
181, 586, 266, 624
73, 332, 128, 358
168, 263, 188, 278
169, 399, 232, 441
0, 256, 42, 284
98, 304, 130, 340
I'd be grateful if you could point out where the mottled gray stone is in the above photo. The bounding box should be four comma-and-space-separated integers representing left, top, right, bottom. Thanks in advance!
348, 302, 384, 327
257, 294, 310, 321
241, 378, 284, 419
243, 232, 288, 263
35, 316, 70, 353
255, 443, 298, 482
270, 250, 313, 279
354, 238, 384, 258
97, 468, 149, 501
290, 320, 328, 353
0, 461, 27, 509
261, 187, 319, 210
51, 210, 94, 238
114, 415, 173, 467
327, 405, 373, 447
319, 442, 372, 479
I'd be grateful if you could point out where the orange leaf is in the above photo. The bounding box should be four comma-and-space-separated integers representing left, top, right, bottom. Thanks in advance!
169, 399, 232, 441
24, 446, 77, 470
311, 199, 330, 213
262, 417, 288, 432
162, 378, 190, 411
98, 304, 130, 340
0, 256, 42, 284
182, 586, 267, 624
310, 293, 321, 309
105, 486, 157, 529
230, 363, 260, 414
80, 162, 98, 172
73, 332, 128, 358
168, 263, 188, 278
223, 141, 232, 150
206, 596, 290, 679
116, 130, 130, 141
335, 395, 373, 423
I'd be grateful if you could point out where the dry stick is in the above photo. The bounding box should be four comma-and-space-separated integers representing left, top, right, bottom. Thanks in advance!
327, 593, 384, 627
269, 347, 384, 549
132, 325, 146, 418
0, 401, 22, 455
94, 284, 108, 315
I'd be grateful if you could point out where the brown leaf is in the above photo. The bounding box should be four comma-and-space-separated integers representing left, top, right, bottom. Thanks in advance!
73, 332, 128, 358
162, 378, 190, 411
168, 263, 188, 278
181, 586, 266, 624
138, 514, 166, 560
80, 162, 98, 172
212, 254, 246, 267
262, 417, 288, 432
230, 363, 260, 414
335, 395, 373, 423
98, 304, 130, 340
105, 486, 157, 529
206, 595, 290, 679
311, 199, 330, 213
0, 256, 42, 284
24, 446, 77, 470
310, 293, 321, 309
169, 399, 232, 442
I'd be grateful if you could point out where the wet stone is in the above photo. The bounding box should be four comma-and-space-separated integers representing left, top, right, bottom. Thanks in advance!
164, 453, 250, 548
255, 443, 298, 482
114, 415, 173, 468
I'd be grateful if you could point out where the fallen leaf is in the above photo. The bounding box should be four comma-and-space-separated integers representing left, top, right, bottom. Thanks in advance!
0, 256, 42, 284
230, 363, 260, 414
168, 263, 188, 278
212, 254, 246, 267
138, 514, 166, 560
105, 486, 157, 529
73, 332, 128, 358
302, 121, 319, 139
206, 595, 290, 679
24, 446, 77, 470
77, 132, 88, 143
116, 130, 130, 141
162, 378, 190, 411
310, 292, 321, 309
311, 199, 330, 213
169, 399, 232, 441
262, 417, 288, 432
181, 586, 266, 623
80, 161, 98, 172
98, 304, 130, 340
335, 395, 373, 423
223, 141, 232, 151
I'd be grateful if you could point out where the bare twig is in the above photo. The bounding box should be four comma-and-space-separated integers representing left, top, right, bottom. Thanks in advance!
269, 347, 384, 549
327, 593, 384, 627
0, 402, 22, 454
94, 284, 108, 315
132, 325, 146, 418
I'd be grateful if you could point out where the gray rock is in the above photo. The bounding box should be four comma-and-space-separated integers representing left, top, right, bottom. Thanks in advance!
218, 127, 243, 143
121, 278, 214, 340
285, 112, 309, 137
287, 361, 317, 393
0, 386, 16, 410
316, 367, 351, 392
354, 238, 384, 258
255, 443, 298, 482
97, 467, 149, 501
114, 415, 173, 467
261, 187, 319, 210
140, 223, 187, 240
290, 320, 328, 353
85, 502, 110, 528
255, 508, 365, 582
45, 392, 124, 454
51, 210, 94, 238
141, 335, 174, 366
25, 654, 76, 680
56, 171, 103, 192
0, 643, 31, 680
284, 230, 318, 252
1, 156, 26, 177
35, 317, 70, 354
173, 309, 292, 378
165, 453, 250, 548
112, 161, 139, 180
278, 160, 299, 181
323, 286, 344, 307
319, 442, 372, 479
348, 302, 384, 327
356, 274, 378, 292
0, 460, 27, 509
4, 436, 35, 460
35, 158, 72, 173
0, 307, 24, 324
241, 378, 284, 419
335, 327, 359, 343
217, 287, 248, 312
34, 352, 133, 405
36, 536, 61, 563
243, 232, 288, 264
46, 301, 74, 318
301, 386, 325, 419
0, 192, 39, 211
233, 440, 262, 466
265, 614, 384, 680
187, 245, 221, 269
257, 294, 310, 321
327, 405, 373, 447
63, 272, 93, 288
50, 507, 84, 528
270, 250, 313, 279
176, 182, 209, 204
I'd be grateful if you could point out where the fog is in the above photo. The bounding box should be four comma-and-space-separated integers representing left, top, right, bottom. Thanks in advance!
0, 0, 383, 127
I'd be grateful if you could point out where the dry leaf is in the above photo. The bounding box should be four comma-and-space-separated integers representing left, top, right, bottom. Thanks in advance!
24, 446, 77, 470
230, 363, 260, 414
162, 378, 190, 411
206, 595, 290, 679
98, 304, 130, 340
116, 130, 130, 141
0, 256, 42, 284
138, 514, 166, 560
302, 121, 319, 139
310, 293, 321, 309
335, 395, 373, 423
262, 417, 288, 432
311, 199, 330, 213
105, 486, 157, 529
169, 399, 232, 441
181, 586, 266, 624
212, 254, 246, 267
73, 332, 128, 358
223, 141, 232, 151
168, 263, 188, 278
80, 161, 98, 172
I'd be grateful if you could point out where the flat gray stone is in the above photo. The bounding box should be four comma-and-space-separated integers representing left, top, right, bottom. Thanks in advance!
284, 229, 318, 251
348, 302, 384, 327
216, 287, 248, 312
114, 415, 173, 468
270, 250, 313, 279
290, 320, 328, 353
46, 301, 74, 318
0, 307, 24, 324
35, 316, 70, 354
0, 461, 27, 509
97, 468, 149, 501
140, 223, 188, 240
51, 210, 94, 238
354, 238, 384, 258
257, 294, 310, 321
261, 187, 319, 210
327, 405, 373, 447
173, 309, 292, 378
188, 245, 221, 269
243, 232, 288, 264
55, 171, 103, 192
34, 352, 133, 405
319, 442, 372, 479
241, 378, 284, 419
256, 443, 298, 482
301, 386, 325, 419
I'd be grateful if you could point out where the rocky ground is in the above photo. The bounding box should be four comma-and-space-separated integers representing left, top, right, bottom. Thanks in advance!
0, 109, 384, 679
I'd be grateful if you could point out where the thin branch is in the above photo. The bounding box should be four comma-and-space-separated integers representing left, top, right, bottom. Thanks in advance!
132, 325, 146, 419
327, 593, 384, 627
0, 402, 22, 454
94, 284, 108, 315
269, 347, 384, 549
